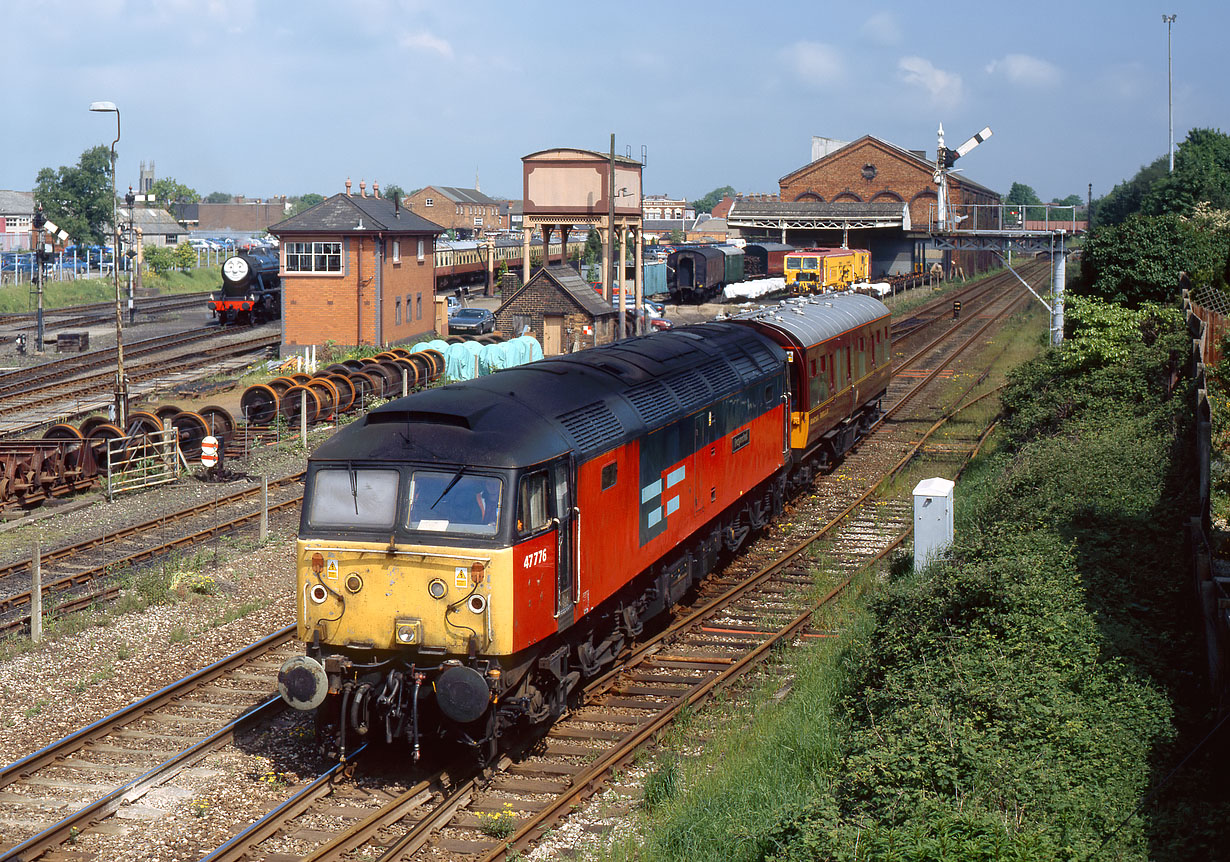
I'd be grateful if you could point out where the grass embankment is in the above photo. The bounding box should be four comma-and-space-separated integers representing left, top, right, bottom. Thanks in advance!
0, 269, 215, 314
600, 307, 1225, 859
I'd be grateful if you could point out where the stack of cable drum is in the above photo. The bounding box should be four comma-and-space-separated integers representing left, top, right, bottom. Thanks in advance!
239, 347, 445, 428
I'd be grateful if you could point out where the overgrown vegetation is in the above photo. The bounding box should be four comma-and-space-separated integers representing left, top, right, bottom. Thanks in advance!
0, 268, 215, 314
599, 297, 1226, 860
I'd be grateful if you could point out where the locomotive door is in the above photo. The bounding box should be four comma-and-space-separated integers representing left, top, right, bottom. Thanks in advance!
551, 457, 576, 619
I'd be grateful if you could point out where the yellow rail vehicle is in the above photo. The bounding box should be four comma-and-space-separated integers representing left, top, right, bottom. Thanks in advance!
784, 248, 870, 295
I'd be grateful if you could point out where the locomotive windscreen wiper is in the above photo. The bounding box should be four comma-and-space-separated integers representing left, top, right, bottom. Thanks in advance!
349, 462, 359, 515
431, 465, 466, 510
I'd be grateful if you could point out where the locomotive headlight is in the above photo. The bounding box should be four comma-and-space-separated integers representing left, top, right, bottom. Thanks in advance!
394, 618, 422, 644
308, 583, 330, 604
468, 594, 487, 615
344, 573, 363, 594
427, 578, 447, 599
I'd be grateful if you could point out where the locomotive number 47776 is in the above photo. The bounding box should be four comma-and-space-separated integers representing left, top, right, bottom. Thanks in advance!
276, 292, 892, 762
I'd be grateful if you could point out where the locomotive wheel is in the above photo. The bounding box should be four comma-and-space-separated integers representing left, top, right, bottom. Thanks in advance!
367, 363, 401, 398
325, 373, 356, 413
267, 376, 299, 395
445, 335, 466, 345
290, 372, 312, 384
125, 410, 164, 437
170, 411, 211, 454
387, 347, 411, 358
154, 404, 183, 423
306, 379, 340, 420
85, 423, 127, 469
280, 385, 321, 425
43, 423, 84, 441
324, 363, 352, 376
346, 371, 378, 407
79, 415, 112, 437
340, 359, 368, 371
391, 358, 421, 392
198, 405, 236, 440
240, 384, 280, 425
420, 349, 446, 381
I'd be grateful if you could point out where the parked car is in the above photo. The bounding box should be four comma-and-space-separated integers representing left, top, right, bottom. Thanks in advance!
448, 307, 496, 335
622, 308, 673, 332
446, 295, 461, 315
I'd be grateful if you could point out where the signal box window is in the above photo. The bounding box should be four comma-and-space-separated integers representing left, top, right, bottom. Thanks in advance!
518, 472, 551, 535
285, 241, 342, 273
307, 468, 399, 529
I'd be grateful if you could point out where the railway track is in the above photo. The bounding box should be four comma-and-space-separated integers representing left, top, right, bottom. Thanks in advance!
0, 293, 211, 336
0, 272, 1039, 859
0, 472, 306, 636
196, 280, 1033, 861
0, 627, 300, 860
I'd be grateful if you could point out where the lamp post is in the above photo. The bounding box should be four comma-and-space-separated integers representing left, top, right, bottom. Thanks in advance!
89, 100, 127, 428
1163, 14, 1177, 172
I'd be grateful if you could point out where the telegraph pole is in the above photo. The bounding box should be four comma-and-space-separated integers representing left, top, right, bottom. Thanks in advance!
1164, 14, 1177, 172
33, 208, 46, 353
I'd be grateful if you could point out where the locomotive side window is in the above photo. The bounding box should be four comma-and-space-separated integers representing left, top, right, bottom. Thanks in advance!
601, 462, 618, 490
518, 472, 551, 535
307, 468, 399, 529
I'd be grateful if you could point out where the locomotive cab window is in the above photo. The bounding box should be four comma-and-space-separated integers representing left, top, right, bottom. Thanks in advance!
601, 462, 618, 491
407, 470, 502, 537
307, 468, 399, 530
518, 471, 551, 536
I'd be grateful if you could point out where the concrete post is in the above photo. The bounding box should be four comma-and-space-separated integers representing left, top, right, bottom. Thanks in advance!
300, 388, 308, 447
31, 541, 41, 644
1051, 234, 1067, 346
259, 476, 268, 543
522, 226, 531, 284
635, 226, 644, 336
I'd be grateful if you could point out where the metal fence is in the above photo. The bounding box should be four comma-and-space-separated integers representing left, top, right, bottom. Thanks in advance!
104, 428, 187, 500
926, 202, 1085, 234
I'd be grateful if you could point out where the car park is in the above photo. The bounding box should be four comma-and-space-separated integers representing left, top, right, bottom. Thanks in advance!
448, 307, 496, 335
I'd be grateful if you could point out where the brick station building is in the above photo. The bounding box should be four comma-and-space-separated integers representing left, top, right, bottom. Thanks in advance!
494, 265, 617, 355
269, 183, 443, 353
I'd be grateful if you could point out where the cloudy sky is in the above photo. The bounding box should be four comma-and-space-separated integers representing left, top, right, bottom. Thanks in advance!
3, 1, 1221, 205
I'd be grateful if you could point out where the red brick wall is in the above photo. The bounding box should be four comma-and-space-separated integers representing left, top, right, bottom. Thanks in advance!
404, 188, 506, 234
282, 234, 437, 352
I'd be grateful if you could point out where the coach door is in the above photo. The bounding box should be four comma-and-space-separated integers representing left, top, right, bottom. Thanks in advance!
551, 457, 576, 620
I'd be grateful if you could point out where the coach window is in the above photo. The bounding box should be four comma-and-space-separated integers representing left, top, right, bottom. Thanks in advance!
601, 462, 617, 490
518, 471, 551, 536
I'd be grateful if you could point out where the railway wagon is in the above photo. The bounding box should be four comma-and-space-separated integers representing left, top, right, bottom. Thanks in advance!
667, 245, 731, 304
716, 245, 745, 286
784, 248, 870, 295
208, 251, 281, 324
743, 242, 795, 279
277, 292, 891, 761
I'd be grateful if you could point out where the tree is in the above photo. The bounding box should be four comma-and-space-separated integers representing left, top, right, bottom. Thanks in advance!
1054, 194, 1083, 208
668, 229, 686, 244
172, 241, 197, 272
204, 191, 233, 204
1005, 182, 1046, 221
384, 184, 405, 201
1077, 212, 1229, 305
33, 145, 114, 246
144, 244, 175, 275
691, 185, 735, 215
1094, 155, 1169, 226
150, 177, 199, 207
1142, 127, 1230, 217
289, 193, 325, 216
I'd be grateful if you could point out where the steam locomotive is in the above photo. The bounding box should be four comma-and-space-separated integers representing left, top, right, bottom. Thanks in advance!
207, 251, 281, 325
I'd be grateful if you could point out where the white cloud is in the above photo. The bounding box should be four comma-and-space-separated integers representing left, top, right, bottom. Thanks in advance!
862, 11, 901, 46
985, 54, 1061, 87
783, 41, 843, 86
898, 56, 963, 107
398, 30, 453, 58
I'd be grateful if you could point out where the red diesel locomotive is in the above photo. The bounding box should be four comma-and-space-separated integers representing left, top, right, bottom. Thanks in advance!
277, 292, 892, 759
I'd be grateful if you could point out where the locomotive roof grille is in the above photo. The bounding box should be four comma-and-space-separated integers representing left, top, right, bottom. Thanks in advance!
626, 380, 677, 426
557, 401, 624, 452
700, 359, 740, 394
666, 368, 711, 410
